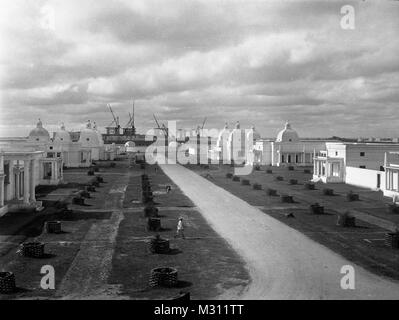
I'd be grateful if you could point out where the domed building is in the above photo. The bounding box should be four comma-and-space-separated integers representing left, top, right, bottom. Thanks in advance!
227, 121, 247, 164
78, 120, 104, 161
50, 122, 92, 168
125, 141, 136, 153
28, 119, 50, 144
212, 123, 231, 162
276, 122, 300, 143
253, 122, 332, 167
53, 123, 71, 144
79, 120, 102, 146
246, 126, 261, 165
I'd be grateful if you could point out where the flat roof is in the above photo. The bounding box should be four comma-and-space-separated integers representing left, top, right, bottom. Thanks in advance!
2, 150, 44, 155
327, 142, 399, 147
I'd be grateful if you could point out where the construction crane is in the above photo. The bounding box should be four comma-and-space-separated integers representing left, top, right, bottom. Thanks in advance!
124, 100, 135, 128
107, 104, 120, 128
105, 104, 120, 135
132, 100, 135, 129
195, 117, 207, 136
153, 114, 168, 137
201, 117, 207, 130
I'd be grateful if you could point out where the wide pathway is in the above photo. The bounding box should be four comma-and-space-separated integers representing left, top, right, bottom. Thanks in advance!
160, 164, 399, 300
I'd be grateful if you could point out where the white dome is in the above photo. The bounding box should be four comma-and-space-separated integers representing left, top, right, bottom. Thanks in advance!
28, 119, 50, 142
216, 123, 230, 148
169, 141, 178, 148
79, 120, 102, 147
125, 141, 136, 148
276, 122, 299, 143
53, 123, 71, 143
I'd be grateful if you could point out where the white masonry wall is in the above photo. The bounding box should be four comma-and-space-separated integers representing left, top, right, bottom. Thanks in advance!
345, 166, 385, 191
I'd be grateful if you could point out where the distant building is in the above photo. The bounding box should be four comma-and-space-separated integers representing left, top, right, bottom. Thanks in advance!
384, 152, 399, 201
313, 142, 399, 198
210, 123, 231, 162
227, 121, 247, 164
252, 122, 333, 167
52, 123, 91, 168
0, 120, 64, 186
209, 121, 332, 166
0, 150, 47, 216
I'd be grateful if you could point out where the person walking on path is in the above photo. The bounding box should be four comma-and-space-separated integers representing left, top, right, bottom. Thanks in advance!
174, 217, 185, 239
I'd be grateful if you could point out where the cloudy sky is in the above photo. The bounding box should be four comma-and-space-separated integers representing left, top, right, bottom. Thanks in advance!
0, 0, 398, 138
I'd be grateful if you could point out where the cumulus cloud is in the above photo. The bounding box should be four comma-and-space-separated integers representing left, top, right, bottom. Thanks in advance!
0, 0, 399, 138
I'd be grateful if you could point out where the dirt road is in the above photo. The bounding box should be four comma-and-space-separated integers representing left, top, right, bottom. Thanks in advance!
160, 164, 399, 300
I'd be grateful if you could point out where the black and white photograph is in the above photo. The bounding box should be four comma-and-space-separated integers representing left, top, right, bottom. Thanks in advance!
0, 0, 399, 310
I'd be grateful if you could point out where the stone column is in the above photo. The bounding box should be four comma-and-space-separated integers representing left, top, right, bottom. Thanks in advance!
60, 159, 63, 180
23, 162, 30, 204
0, 154, 4, 174
390, 170, 393, 191
51, 161, 55, 181
30, 160, 36, 202
54, 161, 58, 181
0, 175, 4, 207
15, 171, 20, 200
397, 170, 399, 192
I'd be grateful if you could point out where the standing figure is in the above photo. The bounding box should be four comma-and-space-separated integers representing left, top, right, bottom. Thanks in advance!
174, 217, 185, 239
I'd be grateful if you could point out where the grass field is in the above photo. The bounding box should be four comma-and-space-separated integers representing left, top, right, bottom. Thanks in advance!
0, 160, 250, 299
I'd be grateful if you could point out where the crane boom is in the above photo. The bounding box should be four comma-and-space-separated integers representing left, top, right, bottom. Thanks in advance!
153, 114, 161, 129
125, 112, 133, 127
132, 100, 135, 128
201, 117, 207, 129
162, 123, 169, 136
108, 104, 119, 127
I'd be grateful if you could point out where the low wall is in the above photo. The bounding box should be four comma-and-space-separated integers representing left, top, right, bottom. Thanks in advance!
0, 205, 9, 217
345, 166, 385, 190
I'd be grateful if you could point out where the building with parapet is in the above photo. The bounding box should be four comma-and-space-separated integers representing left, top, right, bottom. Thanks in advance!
252, 122, 334, 166
313, 142, 399, 194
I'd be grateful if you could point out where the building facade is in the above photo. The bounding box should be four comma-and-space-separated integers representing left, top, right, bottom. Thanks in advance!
313, 143, 399, 197
0, 150, 46, 216
252, 122, 331, 167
